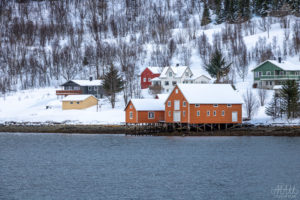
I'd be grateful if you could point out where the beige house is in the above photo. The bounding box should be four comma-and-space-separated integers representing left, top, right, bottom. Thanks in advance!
62, 95, 98, 110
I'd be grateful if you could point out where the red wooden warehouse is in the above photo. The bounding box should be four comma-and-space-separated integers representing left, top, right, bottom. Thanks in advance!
140, 67, 161, 89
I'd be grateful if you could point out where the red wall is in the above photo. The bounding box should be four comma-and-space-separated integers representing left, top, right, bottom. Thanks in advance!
140, 68, 160, 89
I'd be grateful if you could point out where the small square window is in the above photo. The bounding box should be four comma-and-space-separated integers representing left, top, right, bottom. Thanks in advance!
70, 101, 73, 104
77, 101, 80, 104
172, 81, 177, 86
222, 110, 225, 116
213, 104, 218, 107
227, 104, 232, 107
197, 111, 200, 116
148, 112, 155, 119
207, 111, 210, 116
183, 101, 186, 107
266, 71, 271, 75
213, 110, 216, 116
165, 81, 169, 86
168, 101, 171, 107
195, 104, 200, 107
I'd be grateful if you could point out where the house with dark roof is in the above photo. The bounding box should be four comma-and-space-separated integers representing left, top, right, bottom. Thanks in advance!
56, 77, 104, 99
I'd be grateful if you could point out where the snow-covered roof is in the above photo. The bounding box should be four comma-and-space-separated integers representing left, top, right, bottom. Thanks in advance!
72, 80, 103, 86
156, 94, 169, 102
128, 99, 165, 111
273, 85, 283, 90
160, 66, 190, 78
151, 77, 161, 82
147, 67, 161, 74
172, 84, 243, 104
252, 60, 300, 71
62, 95, 97, 101
61, 80, 102, 86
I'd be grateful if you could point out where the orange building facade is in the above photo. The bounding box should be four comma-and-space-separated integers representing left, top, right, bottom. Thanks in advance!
165, 85, 243, 124
125, 100, 165, 124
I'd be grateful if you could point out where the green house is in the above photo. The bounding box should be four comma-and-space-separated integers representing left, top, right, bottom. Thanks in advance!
252, 59, 300, 89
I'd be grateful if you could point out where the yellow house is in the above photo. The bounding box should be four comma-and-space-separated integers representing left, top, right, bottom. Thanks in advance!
62, 95, 98, 110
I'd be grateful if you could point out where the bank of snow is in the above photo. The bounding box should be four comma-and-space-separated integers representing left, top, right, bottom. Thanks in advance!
0, 88, 125, 125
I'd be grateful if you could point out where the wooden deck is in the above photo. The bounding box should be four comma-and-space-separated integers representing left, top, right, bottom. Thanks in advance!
56, 90, 82, 95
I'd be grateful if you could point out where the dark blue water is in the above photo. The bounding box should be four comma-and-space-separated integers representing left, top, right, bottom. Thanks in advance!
0, 133, 299, 200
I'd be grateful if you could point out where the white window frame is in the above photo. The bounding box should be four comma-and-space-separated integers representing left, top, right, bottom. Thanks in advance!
197, 111, 200, 116
168, 101, 171, 107
88, 86, 92, 91
129, 111, 133, 119
183, 101, 186, 107
213, 104, 218, 107
165, 81, 169, 86
213, 110, 216, 116
175, 89, 178, 94
207, 111, 210, 116
222, 110, 225, 116
227, 104, 232, 107
168, 111, 171, 117
195, 104, 200, 107
172, 81, 177, 86
143, 78, 146, 82
148, 112, 155, 119
148, 78, 151, 82
183, 111, 186, 117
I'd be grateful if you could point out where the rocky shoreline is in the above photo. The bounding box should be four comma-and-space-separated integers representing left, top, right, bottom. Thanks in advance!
0, 123, 300, 136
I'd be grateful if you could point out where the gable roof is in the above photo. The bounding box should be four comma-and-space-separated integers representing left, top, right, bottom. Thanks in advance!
147, 67, 161, 74
252, 60, 300, 71
61, 80, 102, 86
155, 94, 169, 102
168, 84, 243, 104
160, 66, 191, 78
125, 99, 165, 111
62, 95, 97, 101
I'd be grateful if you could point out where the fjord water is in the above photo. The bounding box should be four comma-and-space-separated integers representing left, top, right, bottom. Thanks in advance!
0, 133, 299, 200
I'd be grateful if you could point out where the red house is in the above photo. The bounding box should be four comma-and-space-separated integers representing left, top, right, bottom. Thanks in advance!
140, 67, 161, 89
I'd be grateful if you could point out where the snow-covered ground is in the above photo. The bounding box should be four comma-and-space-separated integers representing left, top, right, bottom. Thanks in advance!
0, 88, 125, 125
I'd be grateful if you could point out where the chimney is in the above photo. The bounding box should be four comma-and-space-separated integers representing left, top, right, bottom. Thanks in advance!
89, 76, 93, 81
278, 57, 282, 63
176, 63, 179, 67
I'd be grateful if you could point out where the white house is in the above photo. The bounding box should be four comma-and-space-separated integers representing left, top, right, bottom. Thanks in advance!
151, 65, 211, 93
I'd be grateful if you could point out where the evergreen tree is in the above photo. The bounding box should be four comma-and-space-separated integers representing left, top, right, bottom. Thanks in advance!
201, 2, 211, 26
103, 64, 124, 108
280, 80, 300, 119
204, 49, 232, 83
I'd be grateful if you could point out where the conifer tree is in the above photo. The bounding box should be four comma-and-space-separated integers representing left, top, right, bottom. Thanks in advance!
103, 64, 124, 108
280, 80, 300, 119
204, 49, 231, 83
